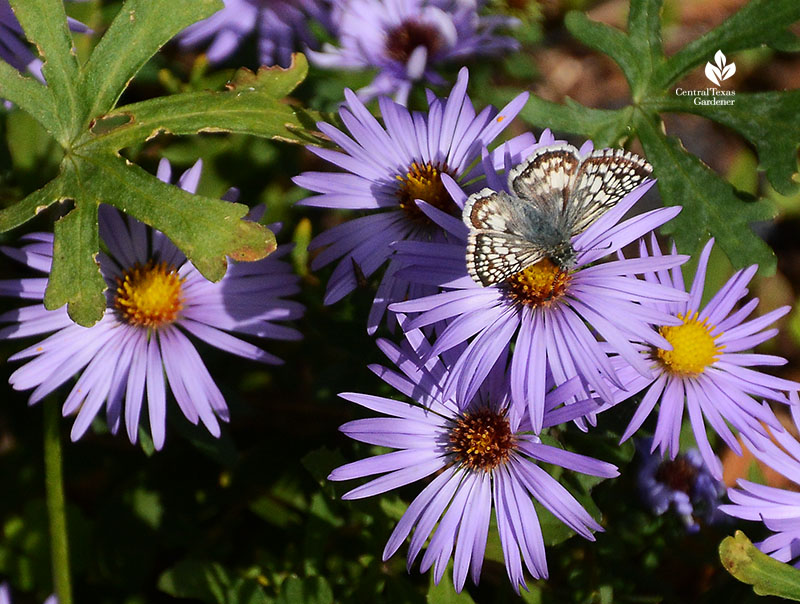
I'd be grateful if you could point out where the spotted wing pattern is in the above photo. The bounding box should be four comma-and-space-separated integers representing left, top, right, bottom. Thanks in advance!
463, 189, 548, 286
564, 148, 652, 235
462, 143, 652, 288
507, 143, 582, 218
466, 231, 546, 287
463, 188, 520, 232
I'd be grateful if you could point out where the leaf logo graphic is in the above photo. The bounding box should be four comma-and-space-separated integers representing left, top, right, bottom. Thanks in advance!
705, 50, 736, 86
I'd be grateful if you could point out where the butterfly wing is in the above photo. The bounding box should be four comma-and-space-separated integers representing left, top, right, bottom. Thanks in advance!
466, 231, 547, 287
564, 148, 652, 236
463, 188, 522, 232
506, 143, 582, 218
463, 188, 549, 286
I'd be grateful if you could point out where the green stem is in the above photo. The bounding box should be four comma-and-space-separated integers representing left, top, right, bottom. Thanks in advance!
43, 398, 73, 604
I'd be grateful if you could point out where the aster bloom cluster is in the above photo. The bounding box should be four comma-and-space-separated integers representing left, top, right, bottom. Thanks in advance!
294, 67, 532, 333
295, 64, 800, 589
176, 0, 331, 68
310, 0, 519, 104
390, 143, 687, 431
0, 160, 303, 449
636, 438, 726, 533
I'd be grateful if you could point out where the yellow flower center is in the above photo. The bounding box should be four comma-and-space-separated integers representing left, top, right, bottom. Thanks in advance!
395, 162, 457, 225
656, 311, 723, 377
449, 409, 515, 471
114, 260, 185, 329
505, 258, 571, 307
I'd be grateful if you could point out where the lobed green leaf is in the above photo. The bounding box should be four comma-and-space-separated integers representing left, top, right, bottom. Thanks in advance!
636, 112, 776, 273
0, 175, 66, 233
70, 155, 276, 282
9, 0, 82, 139
511, 93, 633, 148
78, 56, 328, 153
650, 91, 800, 195
719, 531, 800, 600
0, 61, 61, 135
78, 0, 223, 122
564, 12, 642, 94
43, 185, 107, 325
654, 0, 800, 89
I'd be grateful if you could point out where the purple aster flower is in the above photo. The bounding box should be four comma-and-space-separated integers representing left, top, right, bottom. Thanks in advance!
610, 237, 798, 479
329, 321, 617, 592
390, 143, 687, 432
720, 399, 800, 566
0, 159, 303, 450
0, 0, 89, 82
0, 584, 56, 604
636, 437, 726, 533
293, 67, 533, 333
176, 0, 331, 68
311, 0, 519, 104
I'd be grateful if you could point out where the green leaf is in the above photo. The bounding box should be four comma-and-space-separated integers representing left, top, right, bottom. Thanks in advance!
650, 91, 800, 195
43, 194, 107, 324
78, 0, 223, 121
719, 531, 800, 600
498, 92, 631, 148
636, 112, 776, 273
426, 566, 477, 604
9, 0, 82, 138
0, 61, 60, 135
510, 0, 800, 272
626, 0, 664, 68
564, 12, 642, 93
0, 175, 66, 233
158, 559, 270, 604
2, 2, 323, 324
654, 0, 800, 90
276, 576, 334, 604
79, 56, 328, 153
72, 155, 276, 281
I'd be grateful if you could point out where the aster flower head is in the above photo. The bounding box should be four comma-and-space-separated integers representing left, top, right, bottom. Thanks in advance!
310, 0, 519, 104
329, 320, 617, 592
390, 142, 687, 432
720, 399, 800, 566
293, 67, 533, 333
0, 159, 303, 450
176, 0, 330, 68
636, 438, 726, 533
612, 237, 798, 479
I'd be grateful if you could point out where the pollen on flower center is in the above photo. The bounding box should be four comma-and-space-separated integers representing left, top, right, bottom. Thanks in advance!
449, 409, 514, 471
656, 311, 723, 377
395, 162, 457, 224
114, 260, 185, 329
505, 258, 571, 307
385, 20, 443, 63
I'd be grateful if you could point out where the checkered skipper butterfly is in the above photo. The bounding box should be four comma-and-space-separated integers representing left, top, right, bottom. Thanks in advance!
463, 143, 653, 287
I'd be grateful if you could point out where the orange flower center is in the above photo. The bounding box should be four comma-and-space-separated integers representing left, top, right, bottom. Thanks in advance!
114, 260, 185, 329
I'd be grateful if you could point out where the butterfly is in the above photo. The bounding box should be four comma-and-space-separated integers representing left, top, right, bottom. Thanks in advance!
463, 143, 653, 287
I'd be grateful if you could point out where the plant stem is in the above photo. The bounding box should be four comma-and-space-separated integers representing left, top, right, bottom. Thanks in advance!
43, 398, 73, 604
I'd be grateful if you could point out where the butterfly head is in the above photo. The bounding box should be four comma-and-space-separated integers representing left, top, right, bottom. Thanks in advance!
549, 239, 577, 272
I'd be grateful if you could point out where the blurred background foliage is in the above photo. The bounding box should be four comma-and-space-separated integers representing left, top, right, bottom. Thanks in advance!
1, 0, 799, 602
